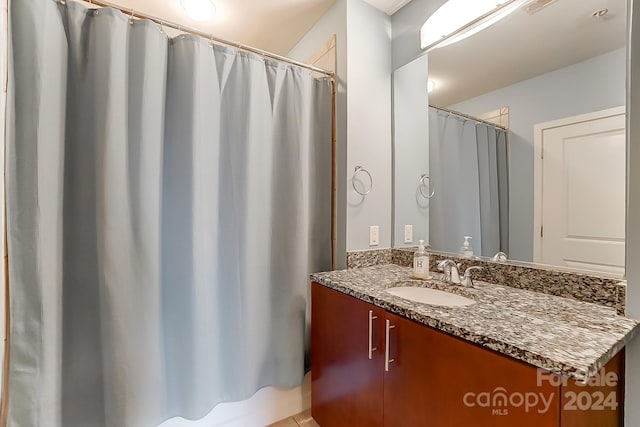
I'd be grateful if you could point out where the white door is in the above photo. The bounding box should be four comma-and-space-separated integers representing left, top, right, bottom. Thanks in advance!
534, 107, 626, 276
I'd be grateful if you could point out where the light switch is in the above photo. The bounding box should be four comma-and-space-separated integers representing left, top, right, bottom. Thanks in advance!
369, 226, 379, 246
404, 225, 413, 243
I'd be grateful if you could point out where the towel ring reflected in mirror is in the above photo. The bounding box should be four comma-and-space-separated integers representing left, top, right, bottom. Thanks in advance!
418, 174, 435, 199
352, 166, 373, 196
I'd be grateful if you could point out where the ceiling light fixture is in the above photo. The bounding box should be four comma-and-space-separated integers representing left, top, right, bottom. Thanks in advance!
420, 0, 530, 52
181, 0, 216, 22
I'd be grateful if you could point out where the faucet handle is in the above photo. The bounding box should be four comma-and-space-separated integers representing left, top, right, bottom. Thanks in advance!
437, 259, 456, 283
461, 266, 483, 287
437, 259, 449, 269
437, 259, 454, 272
437, 260, 449, 282
493, 251, 508, 261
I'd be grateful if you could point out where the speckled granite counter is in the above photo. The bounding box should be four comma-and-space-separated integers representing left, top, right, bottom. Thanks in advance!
347, 248, 627, 314
311, 264, 639, 382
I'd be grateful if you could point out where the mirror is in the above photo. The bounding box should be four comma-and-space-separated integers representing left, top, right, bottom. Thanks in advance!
393, 0, 627, 276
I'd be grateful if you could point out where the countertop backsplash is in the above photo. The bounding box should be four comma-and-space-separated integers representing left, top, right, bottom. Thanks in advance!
346, 248, 393, 269
345, 248, 626, 315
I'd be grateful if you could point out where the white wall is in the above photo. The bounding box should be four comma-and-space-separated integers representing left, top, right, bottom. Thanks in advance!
290, 0, 392, 252
450, 48, 626, 261
625, 1, 640, 425
391, 0, 446, 70
345, 0, 393, 250
392, 55, 429, 247
288, 0, 348, 267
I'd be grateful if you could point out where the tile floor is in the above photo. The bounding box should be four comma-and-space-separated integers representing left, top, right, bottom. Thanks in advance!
268, 410, 319, 427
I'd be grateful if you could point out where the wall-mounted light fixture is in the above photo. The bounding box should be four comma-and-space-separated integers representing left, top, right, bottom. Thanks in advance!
427, 80, 436, 93
420, 0, 530, 52
181, 0, 216, 22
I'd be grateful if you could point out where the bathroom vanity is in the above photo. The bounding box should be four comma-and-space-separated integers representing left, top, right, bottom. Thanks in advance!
310, 264, 638, 427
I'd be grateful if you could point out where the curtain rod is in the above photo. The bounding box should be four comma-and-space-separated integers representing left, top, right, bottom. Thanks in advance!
430, 105, 508, 130
62, 0, 335, 78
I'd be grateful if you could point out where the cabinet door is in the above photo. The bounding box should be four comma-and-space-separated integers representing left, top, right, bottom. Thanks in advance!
560, 350, 623, 427
311, 283, 385, 427
383, 311, 559, 427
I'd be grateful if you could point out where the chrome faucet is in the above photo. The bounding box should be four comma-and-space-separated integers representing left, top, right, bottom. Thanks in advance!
437, 260, 483, 287
492, 251, 508, 261
437, 259, 460, 283
460, 266, 483, 287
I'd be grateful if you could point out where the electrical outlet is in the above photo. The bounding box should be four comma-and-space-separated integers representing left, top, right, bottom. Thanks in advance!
369, 226, 379, 246
404, 225, 413, 243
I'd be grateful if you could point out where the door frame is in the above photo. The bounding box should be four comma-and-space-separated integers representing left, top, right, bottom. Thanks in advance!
532, 105, 626, 263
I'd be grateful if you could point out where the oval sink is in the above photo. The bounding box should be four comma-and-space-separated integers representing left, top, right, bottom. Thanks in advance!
385, 286, 476, 307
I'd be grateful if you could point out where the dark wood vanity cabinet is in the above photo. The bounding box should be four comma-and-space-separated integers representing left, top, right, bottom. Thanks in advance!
311, 281, 385, 427
311, 282, 623, 427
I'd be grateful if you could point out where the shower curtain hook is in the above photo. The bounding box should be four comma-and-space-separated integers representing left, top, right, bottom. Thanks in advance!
129, 8, 135, 24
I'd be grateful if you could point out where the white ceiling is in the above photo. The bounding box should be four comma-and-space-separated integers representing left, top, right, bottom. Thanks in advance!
88, 0, 338, 55
427, 0, 627, 107
362, 0, 413, 15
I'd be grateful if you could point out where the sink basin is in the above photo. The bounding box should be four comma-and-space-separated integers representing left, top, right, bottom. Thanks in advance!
385, 286, 476, 307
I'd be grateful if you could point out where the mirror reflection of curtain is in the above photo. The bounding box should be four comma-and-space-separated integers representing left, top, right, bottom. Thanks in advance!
429, 107, 509, 256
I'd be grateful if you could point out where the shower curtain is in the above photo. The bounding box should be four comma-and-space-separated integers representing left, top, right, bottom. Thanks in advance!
429, 107, 509, 256
6, 0, 332, 426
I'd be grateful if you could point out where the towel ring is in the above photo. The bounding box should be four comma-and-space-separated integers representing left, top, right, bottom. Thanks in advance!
418, 174, 435, 199
352, 166, 373, 196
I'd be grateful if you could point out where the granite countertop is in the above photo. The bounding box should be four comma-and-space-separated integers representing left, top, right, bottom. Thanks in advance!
311, 264, 639, 382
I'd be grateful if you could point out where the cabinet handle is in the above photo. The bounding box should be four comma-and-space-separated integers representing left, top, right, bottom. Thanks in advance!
368, 310, 378, 359
385, 319, 396, 371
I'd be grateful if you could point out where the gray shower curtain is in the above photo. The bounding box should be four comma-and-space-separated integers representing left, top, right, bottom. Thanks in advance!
6, 0, 332, 426
429, 107, 509, 256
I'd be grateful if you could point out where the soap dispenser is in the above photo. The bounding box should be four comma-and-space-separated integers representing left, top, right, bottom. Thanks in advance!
460, 236, 474, 257
413, 240, 430, 279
